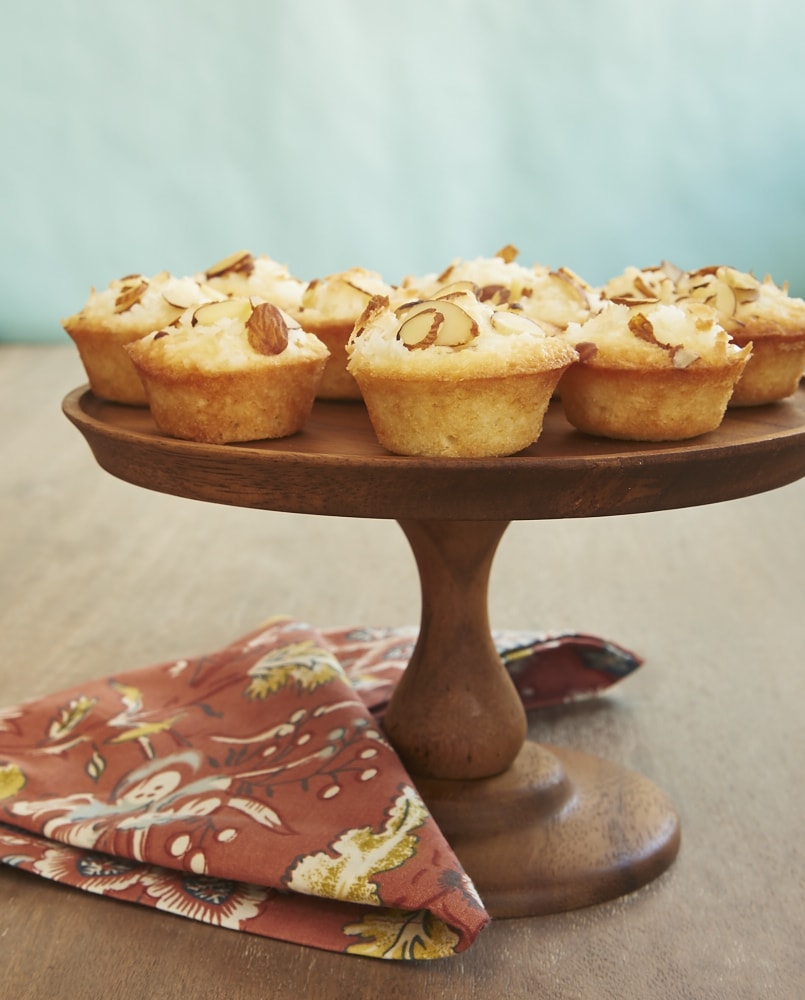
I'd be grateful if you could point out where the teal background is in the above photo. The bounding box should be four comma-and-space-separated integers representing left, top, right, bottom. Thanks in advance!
3, 0, 804, 342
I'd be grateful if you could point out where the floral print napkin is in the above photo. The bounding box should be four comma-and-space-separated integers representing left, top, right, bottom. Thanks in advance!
0, 617, 639, 960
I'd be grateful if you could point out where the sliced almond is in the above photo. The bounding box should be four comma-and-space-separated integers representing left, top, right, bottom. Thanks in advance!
161, 292, 191, 310
428, 299, 479, 347
114, 278, 149, 313
628, 312, 700, 365
161, 282, 202, 310
204, 250, 254, 279
689, 265, 719, 279
735, 286, 760, 306
433, 280, 478, 299
724, 272, 760, 308
633, 274, 657, 298
719, 266, 758, 292
556, 265, 587, 283
660, 259, 685, 285
394, 298, 425, 319
300, 278, 320, 310
628, 312, 659, 344
495, 244, 519, 263
343, 278, 377, 299
607, 294, 660, 307
353, 294, 390, 338
431, 288, 478, 317
246, 302, 289, 355
397, 299, 479, 350
191, 298, 253, 327
544, 270, 590, 308
397, 308, 442, 350
477, 283, 510, 304
714, 283, 737, 316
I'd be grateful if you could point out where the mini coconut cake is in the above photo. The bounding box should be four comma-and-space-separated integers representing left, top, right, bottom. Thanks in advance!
405, 245, 597, 334
288, 267, 398, 401
600, 264, 680, 306
673, 265, 805, 406
63, 271, 220, 405
345, 287, 578, 458
403, 245, 538, 304
559, 301, 751, 441
519, 264, 599, 333
125, 299, 329, 444
201, 250, 306, 315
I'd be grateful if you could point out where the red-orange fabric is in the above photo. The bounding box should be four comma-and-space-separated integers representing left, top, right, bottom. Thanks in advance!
0, 619, 639, 960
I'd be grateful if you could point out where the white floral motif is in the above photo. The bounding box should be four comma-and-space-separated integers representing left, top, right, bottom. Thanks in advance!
33, 845, 143, 892
141, 871, 269, 928
9, 751, 288, 855
243, 640, 345, 700
284, 785, 428, 905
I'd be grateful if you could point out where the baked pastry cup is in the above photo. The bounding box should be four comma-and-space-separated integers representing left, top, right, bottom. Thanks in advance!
725, 338, 805, 406
289, 267, 397, 401
559, 302, 752, 441
125, 298, 329, 444
346, 289, 578, 458
602, 263, 805, 406
674, 266, 805, 406
62, 271, 220, 405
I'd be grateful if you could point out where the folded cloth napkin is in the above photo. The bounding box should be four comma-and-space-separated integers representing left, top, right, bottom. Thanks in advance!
0, 618, 639, 960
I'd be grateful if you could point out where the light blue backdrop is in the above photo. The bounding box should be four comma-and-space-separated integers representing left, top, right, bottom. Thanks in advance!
3, 0, 804, 341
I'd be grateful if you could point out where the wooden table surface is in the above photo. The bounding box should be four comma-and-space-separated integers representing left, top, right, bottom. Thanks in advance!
1, 344, 803, 999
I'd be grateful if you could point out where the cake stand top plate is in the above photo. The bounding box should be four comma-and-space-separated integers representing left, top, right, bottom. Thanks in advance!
63, 385, 805, 521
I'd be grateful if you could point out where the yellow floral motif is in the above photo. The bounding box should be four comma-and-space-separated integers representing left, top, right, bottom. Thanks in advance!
284, 786, 427, 905
343, 909, 461, 960
47, 695, 97, 741
107, 714, 184, 745
244, 641, 343, 701
109, 681, 143, 712
0, 762, 26, 801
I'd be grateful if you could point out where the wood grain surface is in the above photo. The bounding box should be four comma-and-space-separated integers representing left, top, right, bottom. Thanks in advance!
63, 381, 805, 520
1, 345, 803, 999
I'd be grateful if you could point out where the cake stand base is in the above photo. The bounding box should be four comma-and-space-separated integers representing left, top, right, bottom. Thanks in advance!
416, 741, 681, 917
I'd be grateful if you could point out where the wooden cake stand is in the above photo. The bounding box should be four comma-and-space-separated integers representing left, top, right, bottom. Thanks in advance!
63, 386, 805, 918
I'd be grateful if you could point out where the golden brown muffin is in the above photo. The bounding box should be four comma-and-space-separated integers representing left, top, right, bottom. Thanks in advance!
63, 271, 220, 404
201, 250, 306, 314
125, 298, 329, 444
559, 301, 751, 441
346, 288, 578, 457
289, 267, 398, 400
675, 266, 805, 406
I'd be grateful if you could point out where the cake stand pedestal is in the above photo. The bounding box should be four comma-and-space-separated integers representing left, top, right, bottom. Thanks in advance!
385, 517, 680, 915
63, 386, 805, 917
